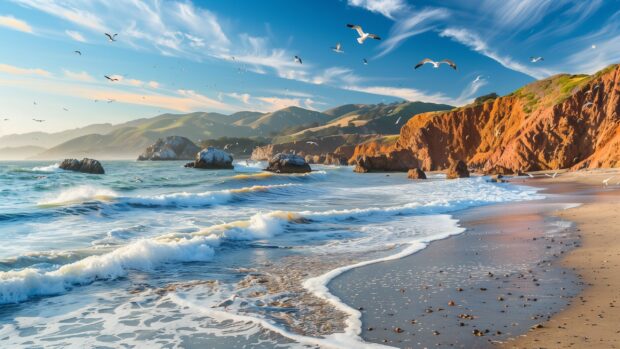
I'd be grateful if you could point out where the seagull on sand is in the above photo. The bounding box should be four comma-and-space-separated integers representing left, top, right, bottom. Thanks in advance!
347, 24, 381, 44
414, 58, 457, 70
331, 42, 344, 53
74, 50, 81, 55
213, 295, 237, 310
603, 176, 614, 186
306, 141, 318, 146
105, 33, 117, 42
104, 75, 119, 82
294, 55, 302, 64
582, 102, 594, 110
530, 56, 544, 63
395, 116, 402, 125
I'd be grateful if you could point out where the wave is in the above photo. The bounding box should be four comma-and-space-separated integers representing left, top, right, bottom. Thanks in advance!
32, 163, 60, 172
37, 186, 118, 207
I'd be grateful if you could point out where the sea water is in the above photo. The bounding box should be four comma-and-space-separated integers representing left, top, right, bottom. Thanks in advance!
0, 160, 542, 348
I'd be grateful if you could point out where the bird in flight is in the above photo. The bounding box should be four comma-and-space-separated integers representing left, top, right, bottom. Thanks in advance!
331, 42, 344, 53
414, 58, 457, 70
32, 118, 45, 122
107, 99, 116, 103
63, 107, 69, 111
363, 58, 368, 65
603, 176, 614, 186
33, 101, 37, 105
306, 141, 319, 146
104, 75, 119, 82
105, 33, 118, 42
544, 172, 558, 178
530, 56, 544, 63
294, 55, 302, 64
74, 50, 81, 55
347, 24, 381, 44
395, 116, 402, 125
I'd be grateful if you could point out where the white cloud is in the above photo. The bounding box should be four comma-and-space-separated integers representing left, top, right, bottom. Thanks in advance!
347, 0, 408, 20
456, 75, 488, 104
346, 85, 457, 105
14, 0, 107, 32
257, 97, 302, 111
0, 15, 33, 33
65, 30, 86, 42
148, 81, 160, 89
225, 92, 251, 104
62, 69, 95, 82
0, 63, 51, 77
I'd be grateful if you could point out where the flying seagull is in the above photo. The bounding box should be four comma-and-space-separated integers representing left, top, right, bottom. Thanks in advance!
347, 24, 381, 44
105, 33, 117, 42
603, 176, 614, 186
527, 173, 534, 178
544, 172, 558, 178
32, 118, 45, 122
74, 50, 81, 55
331, 42, 344, 53
414, 58, 457, 70
395, 116, 402, 125
530, 56, 544, 63
306, 141, 318, 146
294, 55, 302, 64
363, 58, 368, 65
63, 107, 69, 111
107, 99, 116, 103
582, 102, 594, 110
104, 75, 119, 82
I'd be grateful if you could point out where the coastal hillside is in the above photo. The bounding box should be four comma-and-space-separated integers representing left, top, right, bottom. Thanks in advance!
21, 101, 452, 159
0, 123, 116, 149
352, 64, 620, 173
0, 145, 47, 160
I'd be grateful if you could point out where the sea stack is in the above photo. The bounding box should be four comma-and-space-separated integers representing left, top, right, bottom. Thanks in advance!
446, 160, 469, 179
407, 168, 427, 179
184, 147, 234, 169
137, 136, 200, 161
265, 153, 311, 173
59, 158, 105, 174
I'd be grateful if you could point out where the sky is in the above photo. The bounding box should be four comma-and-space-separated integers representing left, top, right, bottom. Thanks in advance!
0, 0, 619, 136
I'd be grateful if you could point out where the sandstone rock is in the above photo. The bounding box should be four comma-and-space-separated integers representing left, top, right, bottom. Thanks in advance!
265, 153, 311, 173
446, 160, 469, 179
407, 168, 427, 179
137, 136, 200, 161
59, 158, 105, 174
184, 147, 233, 169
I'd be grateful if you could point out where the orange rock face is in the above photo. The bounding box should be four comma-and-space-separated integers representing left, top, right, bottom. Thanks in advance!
351, 64, 620, 173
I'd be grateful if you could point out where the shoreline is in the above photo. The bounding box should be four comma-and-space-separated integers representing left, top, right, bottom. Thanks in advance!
329, 169, 620, 348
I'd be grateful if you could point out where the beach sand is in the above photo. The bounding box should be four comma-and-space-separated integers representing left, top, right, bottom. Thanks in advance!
501, 170, 620, 349
330, 169, 620, 348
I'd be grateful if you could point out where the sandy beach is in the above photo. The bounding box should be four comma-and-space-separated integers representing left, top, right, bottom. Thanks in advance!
330, 169, 620, 348
501, 169, 620, 349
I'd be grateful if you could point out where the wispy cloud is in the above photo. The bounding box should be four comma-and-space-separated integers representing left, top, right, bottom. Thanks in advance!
62, 69, 95, 82
347, 0, 407, 20
456, 75, 488, 104
0, 63, 51, 77
345, 85, 457, 105
65, 30, 86, 42
0, 14, 33, 33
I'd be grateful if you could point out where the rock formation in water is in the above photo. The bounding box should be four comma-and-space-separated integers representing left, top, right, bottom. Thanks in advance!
59, 158, 105, 174
446, 160, 469, 179
351, 64, 620, 173
137, 136, 200, 161
265, 153, 311, 173
184, 147, 234, 169
407, 168, 427, 179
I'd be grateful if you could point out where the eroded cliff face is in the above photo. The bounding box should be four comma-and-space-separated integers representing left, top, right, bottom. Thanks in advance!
352, 64, 620, 173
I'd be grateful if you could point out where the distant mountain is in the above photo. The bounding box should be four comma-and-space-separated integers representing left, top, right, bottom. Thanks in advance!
0, 146, 47, 160
0, 123, 115, 149
21, 100, 454, 160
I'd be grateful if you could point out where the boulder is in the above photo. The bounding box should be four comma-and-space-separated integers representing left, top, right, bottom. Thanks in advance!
265, 153, 311, 173
184, 147, 234, 169
446, 160, 469, 179
407, 168, 427, 179
59, 158, 105, 174
138, 136, 201, 161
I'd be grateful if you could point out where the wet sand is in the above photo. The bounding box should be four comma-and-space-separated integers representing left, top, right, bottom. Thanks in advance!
330, 169, 620, 348
501, 170, 620, 349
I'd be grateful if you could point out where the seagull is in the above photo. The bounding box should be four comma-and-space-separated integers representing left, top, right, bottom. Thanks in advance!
331, 42, 344, 53
213, 295, 237, 310
306, 141, 318, 146
603, 176, 614, 186
530, 56, 544, 63
362, 58, 368, 65
107, 99, 115, 103
527, 173, 534, 178
582, 102, 594, 110
74, 50, 81, 55
63, 107, 69, 111
544, 172, 558, 178
395, 116, 402, 125
2, 118, 9, 121
414, 58, 457, 70
104, 75, 119, 82
346, 24, 381, 44
294, 55, 302, 64
33, 101, 37, 105
32, 118, 45, 122
104, 33, 117, 42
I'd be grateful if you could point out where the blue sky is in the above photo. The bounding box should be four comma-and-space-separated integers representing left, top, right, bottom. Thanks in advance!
0, 0, 619, 135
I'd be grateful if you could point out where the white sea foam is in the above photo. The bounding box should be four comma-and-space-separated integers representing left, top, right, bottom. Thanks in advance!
37, 185, 118, 206
31, 163, 60, 172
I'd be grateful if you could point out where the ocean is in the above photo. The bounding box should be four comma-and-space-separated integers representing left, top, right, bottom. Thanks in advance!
0, 160, 542, 348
